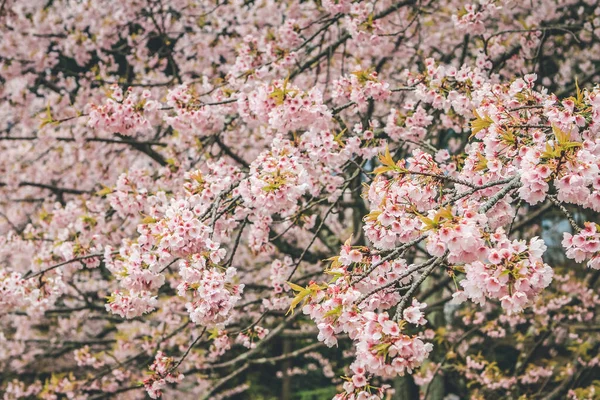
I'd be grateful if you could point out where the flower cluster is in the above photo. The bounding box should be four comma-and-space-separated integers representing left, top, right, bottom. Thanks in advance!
424, 211, 488, 264
336, 367, 391, 400
562, 223, 600, 270
236, 326, 269, 349
179, 256, 244, 327
454, 232, 553, 314
105, 290, 158, 319
73, 346, 105, 369
107, 169, 154, 218
451, 4, 487, 35
138, 197, 213, 258
87, 85, 158, 135
269, 257, 293, 293
239, 79, 331, 132
162, 84, 228, 138
363, 152, 440, 250
354, 312, 433, 378
239, 137, 310, 216
333, 69, 391, 111
385, 105, 433, 143
0, 270, 66, 317
144, 351, 184, 399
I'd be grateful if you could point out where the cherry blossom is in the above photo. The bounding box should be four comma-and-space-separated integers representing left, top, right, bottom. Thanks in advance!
1, 0, 600, 399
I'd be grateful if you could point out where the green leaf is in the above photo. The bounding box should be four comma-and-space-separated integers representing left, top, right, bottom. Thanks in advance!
470, 109, 493, 137
552, 124, 570, 145
96, 185, 113, 196
39, 105, 57, 128
575, 77, 584, 106
419, 215, 437, 231
285, 282, 310, 315
373, 146, 406, 175
474, 153, 488, 171
285, 282, 324, 315
323, 305, 342, 319
208, 327, 220, 340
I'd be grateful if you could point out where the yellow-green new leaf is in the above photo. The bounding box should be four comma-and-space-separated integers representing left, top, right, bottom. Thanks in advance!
286, 282, 310, 315
552, 124, 571, 145
470, 109, 494, 137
